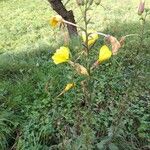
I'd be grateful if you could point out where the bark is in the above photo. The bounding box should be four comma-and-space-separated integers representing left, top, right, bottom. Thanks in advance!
48, 0, 78, 37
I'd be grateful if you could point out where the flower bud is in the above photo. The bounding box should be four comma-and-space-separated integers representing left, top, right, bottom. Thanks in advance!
64, 83, 75, 92
138, 0, 145, 15
88, 0, 94, 5
76, 0, 84, 6
95, 0, 101, 5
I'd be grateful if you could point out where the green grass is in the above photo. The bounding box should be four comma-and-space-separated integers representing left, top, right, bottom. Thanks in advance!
0, 0, 150, 149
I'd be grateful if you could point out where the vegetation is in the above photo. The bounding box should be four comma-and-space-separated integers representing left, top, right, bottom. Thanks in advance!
0, 0, 150, 149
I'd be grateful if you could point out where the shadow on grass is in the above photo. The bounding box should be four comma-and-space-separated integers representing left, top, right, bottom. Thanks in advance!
0, 20, 150, 150
1, 20, 150, 77
0, 21, 150, 72
0, 42, 56, 78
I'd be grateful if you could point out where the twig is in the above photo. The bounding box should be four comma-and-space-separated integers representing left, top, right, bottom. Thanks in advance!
97, 31, 109, 37
124, 34, 140, 38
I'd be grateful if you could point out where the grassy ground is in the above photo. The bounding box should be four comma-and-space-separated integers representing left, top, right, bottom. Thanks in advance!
0, 0, 150, 149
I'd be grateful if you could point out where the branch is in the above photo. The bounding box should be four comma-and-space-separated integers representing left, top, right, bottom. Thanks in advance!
48, 0, 78, 37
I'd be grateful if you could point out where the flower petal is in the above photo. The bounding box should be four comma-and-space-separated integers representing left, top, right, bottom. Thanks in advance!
98, 45, 112, 63
52, 46, 70, 64
49, 15, 63, 27
82, 30, 98, 46
64, 83, 75, 92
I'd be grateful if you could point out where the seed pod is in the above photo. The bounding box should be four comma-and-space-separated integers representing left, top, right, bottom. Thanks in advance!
95, 0, 101, 5
76, 0, 84, 6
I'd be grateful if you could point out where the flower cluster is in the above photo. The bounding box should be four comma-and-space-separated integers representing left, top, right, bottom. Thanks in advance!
49, 15, 122, 96
51, 45, 112, 67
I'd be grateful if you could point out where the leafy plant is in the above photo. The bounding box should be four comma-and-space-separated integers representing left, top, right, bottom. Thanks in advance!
0, 0, 149, 149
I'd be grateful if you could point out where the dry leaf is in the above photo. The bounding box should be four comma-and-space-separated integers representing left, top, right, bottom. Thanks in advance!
69, 61, 89, 76
107, 35, 121, 55
119, 36, 126, 46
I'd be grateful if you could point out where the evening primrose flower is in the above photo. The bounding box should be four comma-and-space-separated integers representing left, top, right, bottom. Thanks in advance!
52, 47, 70, 64
64, 83, 75, 92
56, 83, 75, 97
82, 30, 98, 46
49, 15, 63, 27
98, 45, 112, 63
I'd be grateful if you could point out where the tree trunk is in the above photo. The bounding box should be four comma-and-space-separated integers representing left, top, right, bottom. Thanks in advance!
48, 0, 78, 37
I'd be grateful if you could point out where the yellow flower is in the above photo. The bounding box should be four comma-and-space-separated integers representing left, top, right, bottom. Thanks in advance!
64, 83, 75, 92
56, 83, 75, 97
52, 47, 70, 64
98, 45, 112, 63
49, 15, 63, 27
82, 30, 98, 46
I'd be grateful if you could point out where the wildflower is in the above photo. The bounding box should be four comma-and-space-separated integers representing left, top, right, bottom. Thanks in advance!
56, 83, 75, 97
98, 45, 112, 63
52, 47, 70, 64
49, 15, 63, 27
64, 83, 75, 92
82, 30, 98, 47
138, 0, 145, 15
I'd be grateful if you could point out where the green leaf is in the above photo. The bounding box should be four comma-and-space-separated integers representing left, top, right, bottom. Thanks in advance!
109, 143, 119, 150
97, 138, 109, 150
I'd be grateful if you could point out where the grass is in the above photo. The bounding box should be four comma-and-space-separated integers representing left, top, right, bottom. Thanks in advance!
0, 0, 150, 149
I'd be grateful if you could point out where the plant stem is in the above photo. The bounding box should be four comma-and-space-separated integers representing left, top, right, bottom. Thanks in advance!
124, 33, 139, 38
63, 20, 84, 31
84, 1, 93, 105
97, 32, 109, 37
63, 20, 78, 27
138, 12, 148, 54
84, 1, 90, 55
